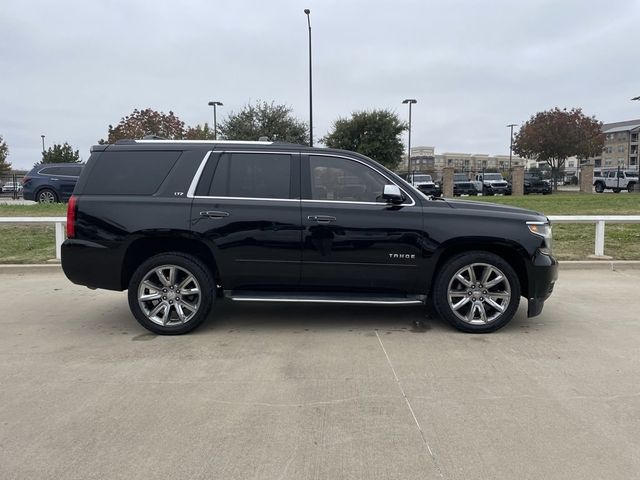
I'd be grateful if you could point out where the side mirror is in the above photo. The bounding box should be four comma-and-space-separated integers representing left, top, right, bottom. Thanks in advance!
382, 184, 404, 204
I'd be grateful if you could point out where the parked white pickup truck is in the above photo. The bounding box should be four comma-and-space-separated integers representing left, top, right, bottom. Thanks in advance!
593, 169, 638, 193
473, 173, 509, 196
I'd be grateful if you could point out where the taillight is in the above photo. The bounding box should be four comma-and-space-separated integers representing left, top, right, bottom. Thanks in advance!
22, 176, 31, 185
67, 195, 77, 238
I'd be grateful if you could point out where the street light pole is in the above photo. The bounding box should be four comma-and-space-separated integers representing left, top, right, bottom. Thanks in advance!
304, 9, 313, 147
632, 96, 640, 191
507, 124, 516, 171
40, 135, 45, 155
207, 101, 223, 140
402, 99, 417, 177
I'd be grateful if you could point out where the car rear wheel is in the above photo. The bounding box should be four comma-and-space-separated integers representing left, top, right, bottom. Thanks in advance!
38, 188, 58, 203
433, 251, 521, 333
627, 183, 636, 193
127, 252, 214, 335
594, 183, 604, 193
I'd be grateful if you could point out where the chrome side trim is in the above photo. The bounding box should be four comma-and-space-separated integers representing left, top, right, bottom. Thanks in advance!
187, 151, 212, 198
307, 153, 416, 206
193, 195, 299, 202
302, 199, 418, 207
230, 297, 424, 305
135, 140, 273, 144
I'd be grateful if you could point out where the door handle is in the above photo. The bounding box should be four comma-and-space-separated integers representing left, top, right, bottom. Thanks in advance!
200, 211, 230, 218
308, 215, 336, 224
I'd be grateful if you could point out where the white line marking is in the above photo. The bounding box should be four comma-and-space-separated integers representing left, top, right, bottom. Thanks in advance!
375, 330, 444, 478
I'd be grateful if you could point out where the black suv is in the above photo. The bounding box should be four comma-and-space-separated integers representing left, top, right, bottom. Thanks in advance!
62, 140, 557, 334
524, 174, 552, 195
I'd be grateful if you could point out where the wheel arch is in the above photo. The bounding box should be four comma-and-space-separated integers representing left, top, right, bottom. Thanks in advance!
35, 186, 59, 202
429, 240, 529, 298
121, 234, 219, 290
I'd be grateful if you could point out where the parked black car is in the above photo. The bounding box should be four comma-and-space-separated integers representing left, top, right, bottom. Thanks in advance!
22, 163, 83, 203
453, 182, 479, 196
524, 174, 552, 195
62, 140, 557, 335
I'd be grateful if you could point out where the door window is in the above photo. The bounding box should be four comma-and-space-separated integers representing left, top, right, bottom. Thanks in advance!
209, 153, 291, 199
308, 156, 393, 203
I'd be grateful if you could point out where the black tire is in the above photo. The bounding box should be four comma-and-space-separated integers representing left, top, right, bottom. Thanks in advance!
594, 182, 604, 193
127, 252, 214, 335
627, 183, 635, 193
37, 188, 58, 203
433, 251, 521, 333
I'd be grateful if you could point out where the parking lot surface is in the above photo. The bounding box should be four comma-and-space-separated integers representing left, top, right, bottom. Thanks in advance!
1, 268, 639, 480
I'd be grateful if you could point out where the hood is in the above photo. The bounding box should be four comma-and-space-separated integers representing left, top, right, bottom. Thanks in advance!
441, 198, 546, 220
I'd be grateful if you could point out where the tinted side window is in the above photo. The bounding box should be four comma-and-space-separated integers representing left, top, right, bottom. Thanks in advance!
83, 151, 181, 195
39, 167, 57, 175
209, 153, 291, 199
59, 166, 82, 177
309, 156, 388, 203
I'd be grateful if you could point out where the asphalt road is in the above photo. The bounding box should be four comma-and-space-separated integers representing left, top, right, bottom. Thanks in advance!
1, 268, 639, 480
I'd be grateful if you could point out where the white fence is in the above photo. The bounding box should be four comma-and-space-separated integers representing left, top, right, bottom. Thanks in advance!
548, 215, 640, 257
0, 215, 640, 261
0, 217, 66, 260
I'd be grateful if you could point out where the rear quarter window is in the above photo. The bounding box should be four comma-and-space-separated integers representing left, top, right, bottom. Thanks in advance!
82, 151, 181, 195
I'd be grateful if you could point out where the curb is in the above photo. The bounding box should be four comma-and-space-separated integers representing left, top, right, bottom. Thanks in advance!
0, 264, 63, 275
1, 261, 640, 274
558, 261, 640, 270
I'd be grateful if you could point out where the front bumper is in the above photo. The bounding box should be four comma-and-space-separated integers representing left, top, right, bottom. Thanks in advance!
526, 251, 558, 317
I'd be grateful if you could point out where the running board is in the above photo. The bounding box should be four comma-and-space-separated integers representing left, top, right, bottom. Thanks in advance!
227, 291, 425, 305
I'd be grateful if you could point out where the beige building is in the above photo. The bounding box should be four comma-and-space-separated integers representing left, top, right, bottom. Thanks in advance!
399, 146, 526, 173
592, 119, 640, 168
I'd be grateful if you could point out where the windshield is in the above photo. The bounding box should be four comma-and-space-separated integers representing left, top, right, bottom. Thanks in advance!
483, 174, 504, 181
412, 175, 432, 183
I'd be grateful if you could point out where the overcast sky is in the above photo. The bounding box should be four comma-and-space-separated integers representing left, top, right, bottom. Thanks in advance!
1, 0, 640, 170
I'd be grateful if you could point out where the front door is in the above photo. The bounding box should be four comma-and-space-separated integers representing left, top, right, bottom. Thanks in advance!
300, 154, 424, 294
190, 150, 302, 290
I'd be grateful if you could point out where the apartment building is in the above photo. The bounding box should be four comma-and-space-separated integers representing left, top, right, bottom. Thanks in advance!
591, 119, 640, 168
399, 146, 526, 173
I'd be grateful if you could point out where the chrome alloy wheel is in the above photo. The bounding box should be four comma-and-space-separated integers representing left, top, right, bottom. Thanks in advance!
38, 190, 56, 203
137, 264, 201, 327
447, 263, 511, 325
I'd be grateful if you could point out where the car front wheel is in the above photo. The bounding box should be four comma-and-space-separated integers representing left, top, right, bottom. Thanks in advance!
433, 251, 521, 333
127, 252, 214, 335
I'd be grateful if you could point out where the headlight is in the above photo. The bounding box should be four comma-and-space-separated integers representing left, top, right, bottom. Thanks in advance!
527, 221, 553, 254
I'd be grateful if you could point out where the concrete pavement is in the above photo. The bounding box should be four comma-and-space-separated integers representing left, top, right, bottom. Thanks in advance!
0, 270, 639, 479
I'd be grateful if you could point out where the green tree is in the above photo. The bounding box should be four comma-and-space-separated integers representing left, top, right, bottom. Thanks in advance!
101, 108, 186, 143
218, 101, 308, 144
0, 135, 11, 175
41, 142, 81, 164
185, 123, 215, 140
513, 107, 604, 191
322, 109, 407, 170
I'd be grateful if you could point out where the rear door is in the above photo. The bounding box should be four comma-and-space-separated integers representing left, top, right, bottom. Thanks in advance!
56, 165, 83, 200
190, 150, 302, 290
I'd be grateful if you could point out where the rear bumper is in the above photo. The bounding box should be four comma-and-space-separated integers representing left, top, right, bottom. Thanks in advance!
526, 252, 558, 317
61, 239, 125, 291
